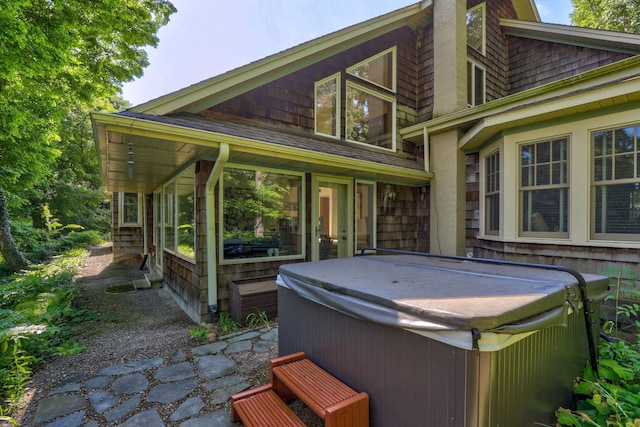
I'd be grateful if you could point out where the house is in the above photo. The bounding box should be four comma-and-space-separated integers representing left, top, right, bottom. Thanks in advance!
91, 0, 640, 324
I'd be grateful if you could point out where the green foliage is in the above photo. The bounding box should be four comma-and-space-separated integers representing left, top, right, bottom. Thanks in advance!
556, 339, 640, 426
0, 244, 89, 414
556, 267, 640, 427
218, 312, 240, 335
602, 267, 640, 337
571, 0, 640, 34
246, 311, 270, 330
0, 0, 175, 270
188, 326, 209, 342
55, 341, 86, 357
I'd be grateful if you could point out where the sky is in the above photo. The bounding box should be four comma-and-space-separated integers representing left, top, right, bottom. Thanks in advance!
121, 0, 574, 107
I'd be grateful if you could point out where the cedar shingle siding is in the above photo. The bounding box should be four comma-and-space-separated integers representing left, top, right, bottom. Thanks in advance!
506, 38, 631, 93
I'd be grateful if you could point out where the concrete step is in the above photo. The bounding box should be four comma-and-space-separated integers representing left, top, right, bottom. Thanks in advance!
144, 272, 163, 288
133, 279, 151, 290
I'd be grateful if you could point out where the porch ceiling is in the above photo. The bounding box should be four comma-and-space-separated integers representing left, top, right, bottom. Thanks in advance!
92, 112, 432, 194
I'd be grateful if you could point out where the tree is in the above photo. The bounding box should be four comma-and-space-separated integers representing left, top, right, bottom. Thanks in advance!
571, 0, 640, 33
0, 0, 175, 271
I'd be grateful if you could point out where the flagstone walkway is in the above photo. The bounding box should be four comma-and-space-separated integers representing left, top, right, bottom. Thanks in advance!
31, 327, 278, 427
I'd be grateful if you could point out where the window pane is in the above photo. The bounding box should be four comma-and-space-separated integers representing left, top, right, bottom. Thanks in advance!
163, 183, 175, 251
223, 168, 302, 260
315, 76, 338, 137
522, 189, 568, 233
474, 65, 484, 105
346, 84, 393, 149
536, 164, 550, 186
467, 61, 473, 106
485, 151, 500, 234
486, 193, 500, 232
347, 49, 394, 91
122, 193, 139, 224
614, 127, 635, 154
615, 154, 634, 180
595, 183, 640, 234
466, 5, 484, 53
356, 183, 375, 251
176, 168, 195, 259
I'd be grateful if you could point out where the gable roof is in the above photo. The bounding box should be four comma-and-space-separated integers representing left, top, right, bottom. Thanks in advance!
129, 0, 540, 116
130, 1, 433, 116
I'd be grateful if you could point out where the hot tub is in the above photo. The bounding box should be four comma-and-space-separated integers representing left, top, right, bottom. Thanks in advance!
276, 253, 608, 427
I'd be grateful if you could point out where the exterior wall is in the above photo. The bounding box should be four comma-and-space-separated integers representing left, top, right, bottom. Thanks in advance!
467, 0, 518, 102
377, 184, 429, 252
506, 38, 631, 94
204, 27, 423, 159
111, 192, 144, 262
465, 153, 480, 255
416, 24, 434, 121
474, 240, 640, 276
465, 153, 640, 276
163, 252, 200, 321
161, 160, 211, 324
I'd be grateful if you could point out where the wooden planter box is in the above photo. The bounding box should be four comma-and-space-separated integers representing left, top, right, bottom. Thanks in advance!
228, 276, 278, 325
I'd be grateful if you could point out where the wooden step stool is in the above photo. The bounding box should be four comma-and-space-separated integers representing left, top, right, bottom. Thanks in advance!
231, 352, 369, 427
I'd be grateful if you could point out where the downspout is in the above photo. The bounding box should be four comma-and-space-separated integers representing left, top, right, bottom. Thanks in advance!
423, 126, 430, 173
205, 143, 230, 322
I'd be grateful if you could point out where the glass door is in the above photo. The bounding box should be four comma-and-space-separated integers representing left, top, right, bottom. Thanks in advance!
312, 176, 353, 261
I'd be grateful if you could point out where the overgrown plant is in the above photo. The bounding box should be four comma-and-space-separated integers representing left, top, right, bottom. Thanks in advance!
601, 267, 640, 337
556, 339, 640, 426
218, 312, 239, 335
0, 247, 88, 415
188, 326, 208, 342
555, 267, 640, 426
246, 311, 270, 330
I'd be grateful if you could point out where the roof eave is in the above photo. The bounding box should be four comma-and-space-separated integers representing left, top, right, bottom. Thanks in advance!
501, 19, 640, 54
400, 55, 640, 140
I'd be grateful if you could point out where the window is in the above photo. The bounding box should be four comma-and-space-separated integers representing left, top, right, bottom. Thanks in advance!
158, 166, 196, 259
176, 167, 195, 259
467, 3, 486, 55
592, 125, 640, 239
356, 181, 376, 252
163, 181, 175, 252
346, 82, 395, 150
221, 166, 304, 261
467, 60, 485, 107
315, 73, 340, 138
485, 151, 500, 235
119, 192, 141, 226
519, 138, 569, 237
314, 48, 396, 150
347, 47, 396, 92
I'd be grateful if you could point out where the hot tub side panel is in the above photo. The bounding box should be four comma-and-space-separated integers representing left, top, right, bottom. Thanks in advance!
279, 286, 596, 426
477, 309, 589, 426
278, 286, 479, 427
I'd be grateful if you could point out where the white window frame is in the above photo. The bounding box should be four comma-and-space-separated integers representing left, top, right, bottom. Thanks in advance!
484, 150, 501, 236
347, 47, 397, 93
118, 192, 142, 227
591, 124, 640, 241
467, 3, 486, 56
345, 81, 397, 152
518, 137, 570, 239
314, 72, 341, 139
467, 59, 486, 107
